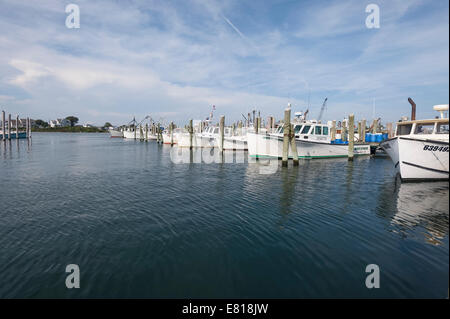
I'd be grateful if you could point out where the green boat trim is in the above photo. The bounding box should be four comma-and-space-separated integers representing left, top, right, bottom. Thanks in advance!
249, 154, 370, 159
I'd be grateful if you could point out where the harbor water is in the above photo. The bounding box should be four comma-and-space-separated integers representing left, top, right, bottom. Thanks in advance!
0, 133, 448, 298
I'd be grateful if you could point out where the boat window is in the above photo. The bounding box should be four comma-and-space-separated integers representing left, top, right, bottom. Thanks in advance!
315, 126, 322, 135
213, 128, 219, 134
436, 123, 449, 134
294, 125, 302, 134
301, 125, 311, 134
396, 124, 412, 136
277, 126, 284, 134
322, 126, 329, 135
414, 123, 435, 135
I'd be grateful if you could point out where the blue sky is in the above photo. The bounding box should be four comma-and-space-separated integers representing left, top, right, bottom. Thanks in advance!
0, 0, 448, 126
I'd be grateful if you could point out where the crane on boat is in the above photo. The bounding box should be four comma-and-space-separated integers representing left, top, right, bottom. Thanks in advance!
317, 97, 328, 122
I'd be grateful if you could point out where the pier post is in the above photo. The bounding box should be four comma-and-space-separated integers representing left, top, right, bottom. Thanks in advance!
357, 121, 362, 142
387, 122, 393, 138
238, 120, 243, 136
156, 123, 163, 144
372, 119, 377, 134
8, 114, 11, 140
341, 120, 347, 142
140, 125, 144, 141
290, 122, 299, 166
26, 117, 29, 139
134, 124, 136, 140
282, 108, 290, 167
28, 118, 31, 139
255, 117, 260, 134
170, 122, 174, 146
15, 115, 19, 139
331, 120, 336, 142
2, 111, 5, 141
362, 119, 366, 142
348, 114, 354, 161
219, 115, 225, 152
188, 119, 193, 150
145, 123, 148, 141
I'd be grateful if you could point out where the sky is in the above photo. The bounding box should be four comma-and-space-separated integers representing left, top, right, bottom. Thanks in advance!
0, 0, 448, 126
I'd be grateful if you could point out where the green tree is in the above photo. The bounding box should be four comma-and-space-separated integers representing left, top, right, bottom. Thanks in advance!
65, 116, 79, 127
35, 119, 48, 128
104, 122, 112, 128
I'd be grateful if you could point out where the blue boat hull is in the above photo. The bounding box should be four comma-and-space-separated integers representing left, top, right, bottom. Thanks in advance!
0, 132, 28, 139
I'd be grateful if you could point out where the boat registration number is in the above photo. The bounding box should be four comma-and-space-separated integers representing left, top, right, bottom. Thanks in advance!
423, 145, 449, 152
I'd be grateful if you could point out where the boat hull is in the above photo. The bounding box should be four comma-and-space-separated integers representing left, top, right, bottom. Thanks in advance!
162, 133, 179, 144
0, 132, 28, 139
177, 133, 216, 148
380, 137, 449, 181
247, 132, 370, 159
220, 136, 248, 150
109, 130, 123, 138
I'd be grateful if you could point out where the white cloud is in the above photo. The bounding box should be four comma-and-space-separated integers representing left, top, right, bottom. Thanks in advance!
0, 0, 448, 125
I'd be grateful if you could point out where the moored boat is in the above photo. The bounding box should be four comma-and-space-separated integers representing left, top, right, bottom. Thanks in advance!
247, 120, 370, 159
0, 130, 27, 139
108, 128, 123, 138
380, 103, 449, 181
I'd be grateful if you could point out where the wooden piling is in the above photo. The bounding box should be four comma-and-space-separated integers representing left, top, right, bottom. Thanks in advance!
145, 123, 148, 141
28, 118, 31, 139
387, 122, 393, 138
348, 114, 354, 161
361, 119, 366, 143
331, 120, 336, 142
170, 122, 174, 146
8, 114, 11, 140
15, 115, 19, 139
219, 115, 225, 152
25, 117, 29, 139
372, 119, 378, 134
357, 121, 362, 142
290, 123, 299, 166
2, 111, 5, 141
156, 123, 160, 143
341, 121, 347, 142
282, 108, 290, 167
255, 117, 260, 134
188, 119, 193, 150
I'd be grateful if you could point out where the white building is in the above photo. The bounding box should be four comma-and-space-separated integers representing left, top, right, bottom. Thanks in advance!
49, 118, 71, 128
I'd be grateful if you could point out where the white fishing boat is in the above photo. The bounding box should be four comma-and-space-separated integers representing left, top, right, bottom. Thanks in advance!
123, 127, 141, 139
177, 126, 248, 150
177, 126, 220, 148
108, 127, 123, 138
380, 103, 449, 181
162, 128, 182, 144
247, 118, 370, 159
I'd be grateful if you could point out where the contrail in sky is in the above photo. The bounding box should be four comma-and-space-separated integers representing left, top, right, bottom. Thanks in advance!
222, 15, 248, 41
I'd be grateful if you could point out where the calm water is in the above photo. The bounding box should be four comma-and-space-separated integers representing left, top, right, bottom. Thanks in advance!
0, 133, 448, 298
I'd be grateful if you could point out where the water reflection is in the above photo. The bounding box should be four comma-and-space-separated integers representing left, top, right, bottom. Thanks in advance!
392, 181, 449, 245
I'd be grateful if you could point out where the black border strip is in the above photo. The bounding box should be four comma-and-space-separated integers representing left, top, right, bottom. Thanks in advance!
402, 161, 449, 175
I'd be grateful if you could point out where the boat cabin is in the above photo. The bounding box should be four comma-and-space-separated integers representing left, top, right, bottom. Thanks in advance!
396, 119, 449, 140
274, 122, 331, 142
201, 126, 231, 137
